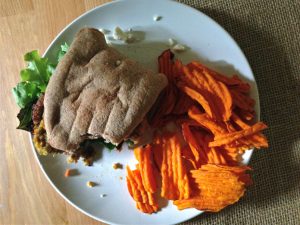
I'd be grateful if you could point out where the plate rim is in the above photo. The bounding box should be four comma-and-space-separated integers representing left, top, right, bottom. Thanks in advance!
31, 0, 260, 224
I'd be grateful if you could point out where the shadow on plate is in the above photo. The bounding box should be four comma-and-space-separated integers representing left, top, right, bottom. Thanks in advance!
113, 38, 255, 86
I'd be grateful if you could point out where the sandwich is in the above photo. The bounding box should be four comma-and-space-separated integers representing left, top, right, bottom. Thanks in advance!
16, 28, 168, 158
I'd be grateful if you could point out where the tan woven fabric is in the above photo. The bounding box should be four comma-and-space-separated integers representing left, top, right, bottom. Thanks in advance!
176, 0, 300, 224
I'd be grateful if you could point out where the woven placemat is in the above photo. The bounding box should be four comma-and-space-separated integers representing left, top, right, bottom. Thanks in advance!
176, 0, 300, 224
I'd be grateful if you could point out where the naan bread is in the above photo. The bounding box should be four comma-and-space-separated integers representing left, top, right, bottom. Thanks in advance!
44, 28, 167, 152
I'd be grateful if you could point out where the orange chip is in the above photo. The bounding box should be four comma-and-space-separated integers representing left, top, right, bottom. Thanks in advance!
160, 133, 190, 200
150, 49, 179, 127
210, 122, 268, 147
136, 202, 159, 214
134, 146, 157, 193
231, 113, 269, 148
181, 123, 207, 165
178, 83, 214, 119
172, 92, 195, 115
231, 89, 255, 112
188, 107, 227, 135
189, 61, 251, 93
126, 166, 159, 214
201, 69, 232, 121
179, 63, 233, 121
174, 164, 251, 212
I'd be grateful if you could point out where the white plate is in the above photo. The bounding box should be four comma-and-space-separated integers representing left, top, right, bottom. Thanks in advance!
33, 0, 259, 225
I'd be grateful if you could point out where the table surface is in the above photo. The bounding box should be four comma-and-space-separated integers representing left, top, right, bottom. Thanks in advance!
0, 1, 110, 224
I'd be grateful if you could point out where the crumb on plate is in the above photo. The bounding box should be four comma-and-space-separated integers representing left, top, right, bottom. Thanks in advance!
100, 194, 106, 198
168, 38, 176, 46
113, 26, 136, 43
64, 168, 78, 177
172, 43, 186, 52
153, 15, 162, 21
86, 181, 96, 188
113, 162, 123, 170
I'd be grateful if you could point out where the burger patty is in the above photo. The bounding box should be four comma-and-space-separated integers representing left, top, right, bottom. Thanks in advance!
32, 94, 44, 125
31, 94, 96, 165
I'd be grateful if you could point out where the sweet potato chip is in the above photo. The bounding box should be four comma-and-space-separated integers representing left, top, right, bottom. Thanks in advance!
174, 164, 251, 212
231, 89, 255, 112
188, 106, 227, 135
193, 132, 234, 165
178, 62, 233, 121
172, 92, 195, 115
136, 202, 159, 214
189, 61, 251, 93
150, 49, 179, 127
178, 83, 214, 119
160, 133, 190, 200
181, 123, 208, 165
158, 49, 174, 79
126, 166, 159, 214
134, 146, 157, 193
181, 145, 198, 170
210, 122, 268, 147
180, 67, 222, 121
201, 69, 232, 121
231, 113, 269, 148
151, 137, 164, 170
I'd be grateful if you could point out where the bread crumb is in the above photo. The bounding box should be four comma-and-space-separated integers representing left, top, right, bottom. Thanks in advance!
67, 155, 79, 164
112, 163, 123, 170
83, 157, 93, 166
86, 181, 96, 188
67, 157, 74, 164
119, 176, 123, 180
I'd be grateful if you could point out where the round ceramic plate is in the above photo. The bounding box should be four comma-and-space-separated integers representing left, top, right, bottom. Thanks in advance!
33, 0, 259, 225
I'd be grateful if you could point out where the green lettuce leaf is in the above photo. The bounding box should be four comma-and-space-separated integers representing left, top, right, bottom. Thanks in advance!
102, 141, 116, 150
13, 49, 58, 130
84, 139, 116, 151
12, 82, 39, 108
16, 104, 33, 131
125, 139, 134, 149
57, 42, 69, 62
21, 50, 55, 92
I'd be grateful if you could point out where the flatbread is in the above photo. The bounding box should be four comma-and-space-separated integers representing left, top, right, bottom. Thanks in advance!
44, 28, 168, 152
